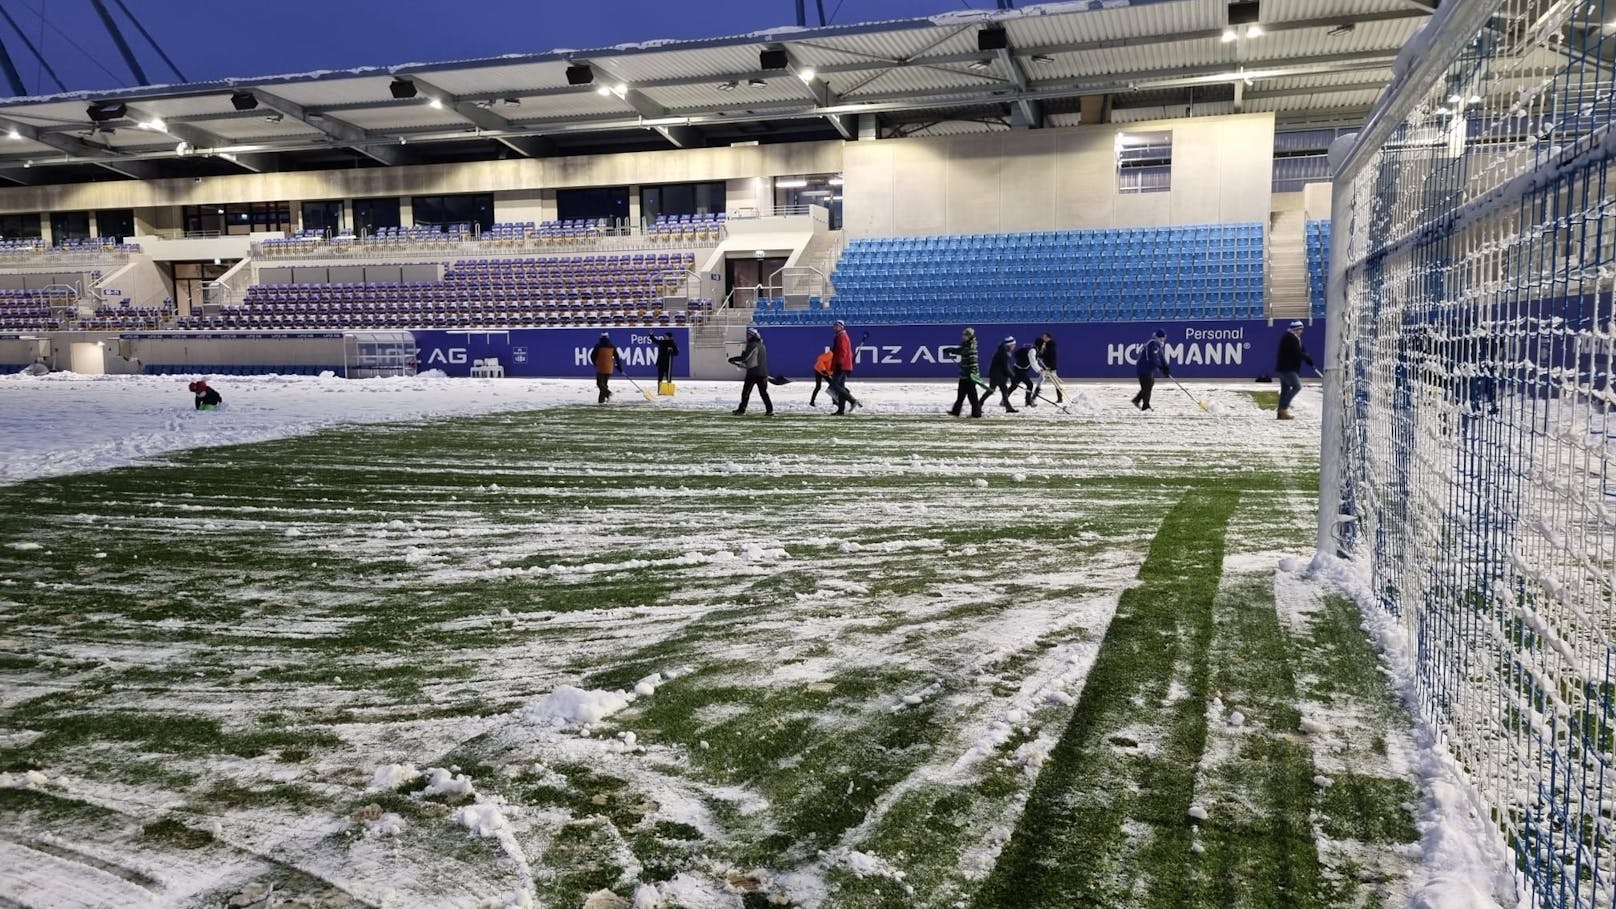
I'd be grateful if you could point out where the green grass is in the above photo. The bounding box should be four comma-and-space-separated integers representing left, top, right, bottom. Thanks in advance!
1243, 390, 1281, 410
0, 401, 1425, 909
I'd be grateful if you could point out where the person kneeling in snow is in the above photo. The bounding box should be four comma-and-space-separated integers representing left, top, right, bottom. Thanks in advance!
188, 380, 222, 411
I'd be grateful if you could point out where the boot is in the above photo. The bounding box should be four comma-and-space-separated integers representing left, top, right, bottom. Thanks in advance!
1004, 404, 1018, 413
1277, 409, 1295, 420
732, 408, 746, 416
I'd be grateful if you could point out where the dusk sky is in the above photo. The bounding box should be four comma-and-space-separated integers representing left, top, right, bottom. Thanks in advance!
1, 0, 1001, 96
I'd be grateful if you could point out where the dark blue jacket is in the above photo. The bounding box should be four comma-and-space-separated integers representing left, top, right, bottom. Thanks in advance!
1136, 337, 1169, 377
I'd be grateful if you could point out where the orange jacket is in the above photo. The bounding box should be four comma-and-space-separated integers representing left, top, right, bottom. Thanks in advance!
813, 351, 833, 377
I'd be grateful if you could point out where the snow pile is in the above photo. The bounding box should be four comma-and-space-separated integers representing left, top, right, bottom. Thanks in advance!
367, 763, 421, 791
453, 801, 510, 837
521, 685, 633, 729
6, 541, 42, 551
1, 769, 56, 790
422, 767, 475, 798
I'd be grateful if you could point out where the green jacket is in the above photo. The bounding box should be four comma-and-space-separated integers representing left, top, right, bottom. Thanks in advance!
943, 339, 979, 378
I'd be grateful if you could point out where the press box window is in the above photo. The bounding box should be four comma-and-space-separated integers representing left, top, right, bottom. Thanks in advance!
1117, 130, 1172, 194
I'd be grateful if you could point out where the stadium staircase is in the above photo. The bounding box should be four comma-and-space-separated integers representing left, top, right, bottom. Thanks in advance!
1305, 220, 1329, 321
1266, 210, 1311, 322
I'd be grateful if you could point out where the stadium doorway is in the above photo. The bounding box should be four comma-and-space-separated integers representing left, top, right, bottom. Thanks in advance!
726, 256, 787, 311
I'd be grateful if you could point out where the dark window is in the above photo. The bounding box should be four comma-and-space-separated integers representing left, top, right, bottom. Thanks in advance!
411, 192, 494, 231
94, 209, 135, 241
301, 200, 343, 235
353, 197, 401, 235
641, 181, 725, 225
557, 187, 629, 227
50, 211, 90, 244
0, 213, 41, 239
182, 202, 290, 236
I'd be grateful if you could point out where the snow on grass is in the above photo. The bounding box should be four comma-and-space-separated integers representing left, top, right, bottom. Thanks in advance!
0, 373, 1488, 909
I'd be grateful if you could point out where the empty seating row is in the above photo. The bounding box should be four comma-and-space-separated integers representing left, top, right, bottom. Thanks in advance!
770, 223, 1269, 327
1306, 220, 1329, 320
647, 214, 725, 242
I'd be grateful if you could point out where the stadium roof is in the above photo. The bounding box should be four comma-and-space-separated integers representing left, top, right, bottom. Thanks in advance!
0, 0, 1431, 186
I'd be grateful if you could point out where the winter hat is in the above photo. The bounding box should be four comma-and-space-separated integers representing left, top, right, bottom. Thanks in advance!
1003, 336, 1016, 345
1154, 329, 1166, 338
600, 331, 611, 339
188, 380, 206, 393
1289, 321, 1305, 330
962, 327, 975, 339
832, 319, 845, 329
745, 326, 760, 338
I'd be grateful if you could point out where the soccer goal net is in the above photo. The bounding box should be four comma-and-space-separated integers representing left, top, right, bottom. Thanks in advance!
1325, 2, 1616, 904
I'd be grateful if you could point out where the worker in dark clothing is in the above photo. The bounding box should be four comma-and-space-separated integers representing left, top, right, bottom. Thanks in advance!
1275, 321, 1314, 420
942, 327, 984, 417
590, 332, 622, 403
1132, 329, 1170, 411
654, 332, 680, 386
987, 336, 1020, 413
1037, 332, 1064, 404
727, 327, 773, 416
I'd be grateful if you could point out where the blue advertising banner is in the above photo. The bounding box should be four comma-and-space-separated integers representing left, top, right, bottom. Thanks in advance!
412, 328, 688, 379
410, 320, 1309, 380
748, 321, 1300, 380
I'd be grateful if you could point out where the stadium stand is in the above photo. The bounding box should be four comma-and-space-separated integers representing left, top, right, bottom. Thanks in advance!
753, 223, 1264, 325
0, 287, 75, 330
1305, 220, 1329, 320
175, 252, 708, 330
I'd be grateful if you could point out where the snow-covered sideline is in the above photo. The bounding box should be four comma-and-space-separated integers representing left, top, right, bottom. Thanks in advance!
1293, 556, 1520, 909
0, 370, 1323, 486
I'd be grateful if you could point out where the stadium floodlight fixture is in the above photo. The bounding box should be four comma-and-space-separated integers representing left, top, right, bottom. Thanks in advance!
86, 100, 127, 122
1246, 24, 1262, 38
428, 97, 444, 109
140, 118, 166, 132
1221, 28, 1238, 42
797, 68, 817, 83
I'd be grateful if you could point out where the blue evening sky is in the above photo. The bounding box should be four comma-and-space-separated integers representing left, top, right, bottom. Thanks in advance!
2, 0, 1002, 95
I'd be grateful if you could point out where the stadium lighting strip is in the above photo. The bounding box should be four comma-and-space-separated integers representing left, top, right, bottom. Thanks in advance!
1326, 0, 1616, 905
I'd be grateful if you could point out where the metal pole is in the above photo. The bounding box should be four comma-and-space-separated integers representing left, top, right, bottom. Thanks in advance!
815, 0, 828, 26
109, 0, 186, 82
795, 0, 807, 27
87, 0, 148, 85
0, 5, 63, 92
0, 35, 26, 97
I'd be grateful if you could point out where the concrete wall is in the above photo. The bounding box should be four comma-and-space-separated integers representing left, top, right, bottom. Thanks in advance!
0, 143, 845, 216
842, 113, 1276, 236
1302, 182, 1333, 221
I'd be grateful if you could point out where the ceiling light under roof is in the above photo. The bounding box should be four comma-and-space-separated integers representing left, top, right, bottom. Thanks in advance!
1221, 28, 1238, 42
748, 78, 767, 88
428, 97, 444, 109
1030, 54, 1054, 63
717, 80, 738, 91
968, 59, 992, 72
797, 68, 817, 83
1246, 24, 1262, 38
5, 129, 18, 140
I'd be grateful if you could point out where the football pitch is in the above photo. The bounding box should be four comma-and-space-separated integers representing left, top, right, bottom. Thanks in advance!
0, 395, 1423, 909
